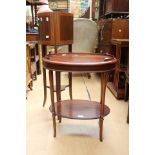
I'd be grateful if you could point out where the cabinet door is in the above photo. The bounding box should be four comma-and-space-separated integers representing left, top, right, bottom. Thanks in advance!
38, 13, 55, 45
38, 15, 51, 41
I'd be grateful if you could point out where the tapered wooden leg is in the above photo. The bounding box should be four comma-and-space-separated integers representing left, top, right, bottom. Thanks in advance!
68, 45, 73, 100
42, 45, 47, 107
42, 68, 47, 107
99, 117, 104, 141
56, 71, 61, 123
69, 72, 72, 99
99, 73, 108, 141
49, 70, 56, 137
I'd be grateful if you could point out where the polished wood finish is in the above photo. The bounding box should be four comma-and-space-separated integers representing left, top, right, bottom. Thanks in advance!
107, 39, 129, 99
38, 12, 73, 45
43, 53, 117, 141
49, 70, 56, 137
42, 45, 48, 107
49, 100, 110, 119
43, 53, 117, 72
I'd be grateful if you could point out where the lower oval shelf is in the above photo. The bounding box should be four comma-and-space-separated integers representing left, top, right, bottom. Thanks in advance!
49, 100, 110, 120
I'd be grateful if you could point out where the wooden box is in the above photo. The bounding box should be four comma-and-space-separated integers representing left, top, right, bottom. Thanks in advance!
38, 12, 73, 45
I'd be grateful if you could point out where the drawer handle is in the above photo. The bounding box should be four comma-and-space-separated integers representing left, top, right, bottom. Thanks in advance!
118, 29, 122, 32
46, 35, 49, 39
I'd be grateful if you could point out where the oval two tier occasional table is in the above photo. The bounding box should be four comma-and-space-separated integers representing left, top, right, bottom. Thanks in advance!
43, 53, 117, 141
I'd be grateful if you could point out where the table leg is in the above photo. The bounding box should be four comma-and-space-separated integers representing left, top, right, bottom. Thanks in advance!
49, 70, 56, 137
42, 45, 47, 107
56, 71, 62, 123
69, 72, 72, 100
99, 73, 108, 141
42, 68, 47, 107
68, 45, 73, 100
36, 44, 41, 75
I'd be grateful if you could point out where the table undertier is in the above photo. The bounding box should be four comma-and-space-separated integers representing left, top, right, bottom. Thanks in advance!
49, 100, 110, 120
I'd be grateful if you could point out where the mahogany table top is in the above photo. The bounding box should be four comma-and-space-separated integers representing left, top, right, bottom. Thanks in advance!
43, 53, 117, 72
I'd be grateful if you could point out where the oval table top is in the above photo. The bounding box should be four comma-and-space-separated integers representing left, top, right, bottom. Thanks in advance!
43, 53, 117, 72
